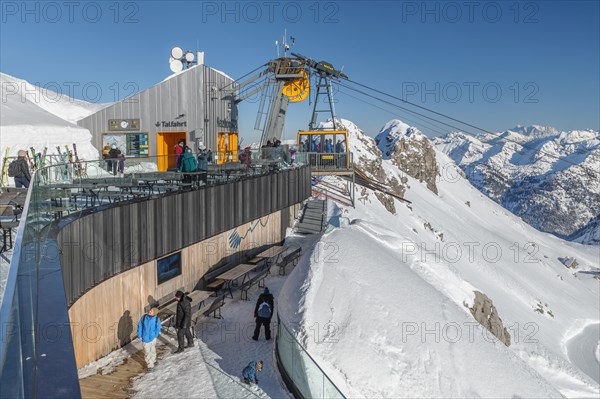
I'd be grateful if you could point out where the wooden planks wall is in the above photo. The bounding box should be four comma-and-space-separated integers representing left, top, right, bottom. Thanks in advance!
68, 209, 287, 367
59, 166, 311, 307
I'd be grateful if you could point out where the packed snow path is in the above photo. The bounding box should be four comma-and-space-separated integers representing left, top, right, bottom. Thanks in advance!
567, 323, 600, 384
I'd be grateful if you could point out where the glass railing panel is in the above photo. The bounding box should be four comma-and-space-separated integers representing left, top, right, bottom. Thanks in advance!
276, 316, 346, 399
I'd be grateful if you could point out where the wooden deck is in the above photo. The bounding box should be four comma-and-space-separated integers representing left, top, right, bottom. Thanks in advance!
79, 344, 169, 399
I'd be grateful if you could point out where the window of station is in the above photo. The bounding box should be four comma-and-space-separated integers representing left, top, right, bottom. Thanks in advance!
157, 251, 182, 284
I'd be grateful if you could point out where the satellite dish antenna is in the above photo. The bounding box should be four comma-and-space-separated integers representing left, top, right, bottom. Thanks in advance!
170, 59, 183, 73
171, 46, 184, 59
185, 52, 195, 63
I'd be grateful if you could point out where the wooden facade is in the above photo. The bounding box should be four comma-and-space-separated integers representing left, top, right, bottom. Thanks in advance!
68, 207, 299, 367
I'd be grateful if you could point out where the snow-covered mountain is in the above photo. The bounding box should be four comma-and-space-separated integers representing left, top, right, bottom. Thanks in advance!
433, 126, 600, 245
280, 119, 600, 398
0, 73, 107, 169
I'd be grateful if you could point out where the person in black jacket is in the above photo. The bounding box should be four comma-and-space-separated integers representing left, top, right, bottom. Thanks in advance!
173, 290, 194, 353
107, 145, 121, 175
252, 287, 274, 341
10, 150, 31, 188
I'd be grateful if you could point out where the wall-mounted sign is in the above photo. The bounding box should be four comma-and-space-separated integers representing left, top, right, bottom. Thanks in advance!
155, 120, 187, 128
217, 117, 238, 130
109, 119, 140, 131
103, 132, 149, 158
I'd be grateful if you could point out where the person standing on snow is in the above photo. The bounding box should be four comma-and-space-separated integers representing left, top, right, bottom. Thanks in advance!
242, 360, 263, 385
137, 307, 161, 370
252, 287, 274, 341
173, 290, 194, 353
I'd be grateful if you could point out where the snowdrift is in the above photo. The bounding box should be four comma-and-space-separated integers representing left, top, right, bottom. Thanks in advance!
0, 73, 106, 183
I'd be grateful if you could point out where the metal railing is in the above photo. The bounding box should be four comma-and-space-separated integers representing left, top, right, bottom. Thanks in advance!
0, 152, 306, 233
276, 314, 346, 399
0, 171, 80, 398
295, 152, 353, 172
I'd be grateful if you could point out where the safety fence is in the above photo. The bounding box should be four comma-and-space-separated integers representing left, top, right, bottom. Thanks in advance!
276, 314, 346, 399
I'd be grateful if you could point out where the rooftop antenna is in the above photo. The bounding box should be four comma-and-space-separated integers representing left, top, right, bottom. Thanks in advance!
275, 40, 279, 58
169, 45, 197, 73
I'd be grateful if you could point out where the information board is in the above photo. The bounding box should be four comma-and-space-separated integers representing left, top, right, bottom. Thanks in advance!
103, 133, 149, 158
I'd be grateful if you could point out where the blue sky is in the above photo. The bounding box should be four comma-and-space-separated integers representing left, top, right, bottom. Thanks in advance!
1, 0, 598, 142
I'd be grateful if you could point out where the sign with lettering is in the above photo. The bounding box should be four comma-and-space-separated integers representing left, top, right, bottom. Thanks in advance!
108, 119, 140, 131
217, 117, 238, 130
154, 121, 187, 128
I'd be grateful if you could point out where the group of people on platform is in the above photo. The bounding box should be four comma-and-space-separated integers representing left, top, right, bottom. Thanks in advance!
103, 145, 125, 176
136, 286, 274, 387
300, 138, 346, 154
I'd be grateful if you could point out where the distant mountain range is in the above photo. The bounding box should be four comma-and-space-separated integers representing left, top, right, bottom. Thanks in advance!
433, 125, 600, 245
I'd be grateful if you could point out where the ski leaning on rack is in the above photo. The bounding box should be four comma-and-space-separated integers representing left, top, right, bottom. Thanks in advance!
1, 147, 10, 188
57, 146, 69, 181
72, 143, 84, 178
40, 147, 48, 182
30, 147, 39, 170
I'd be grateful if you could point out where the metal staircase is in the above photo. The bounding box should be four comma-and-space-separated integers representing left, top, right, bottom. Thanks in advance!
295, 198, 327, 234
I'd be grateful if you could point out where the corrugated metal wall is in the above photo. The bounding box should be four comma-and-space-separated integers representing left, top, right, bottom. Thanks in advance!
77, 65, 236, 153
58, 166, 311, 305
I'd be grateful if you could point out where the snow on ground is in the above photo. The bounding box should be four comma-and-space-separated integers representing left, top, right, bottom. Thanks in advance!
278, 120, 600, 397
130, 231, 320, 398
566, 323, 600, 384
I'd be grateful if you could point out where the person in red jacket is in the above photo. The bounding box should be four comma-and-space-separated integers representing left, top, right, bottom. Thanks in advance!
175, 139, 186, 170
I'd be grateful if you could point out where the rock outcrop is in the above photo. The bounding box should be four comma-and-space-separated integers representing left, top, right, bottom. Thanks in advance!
468, 291, 511, 347
375, 120, 439, 194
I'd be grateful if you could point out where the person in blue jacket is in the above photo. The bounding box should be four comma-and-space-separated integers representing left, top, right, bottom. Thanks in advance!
137, 307, 161, 369
242, 360, 263, 385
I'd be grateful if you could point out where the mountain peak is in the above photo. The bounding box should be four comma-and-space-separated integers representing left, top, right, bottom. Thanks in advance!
508, 125, 559, 138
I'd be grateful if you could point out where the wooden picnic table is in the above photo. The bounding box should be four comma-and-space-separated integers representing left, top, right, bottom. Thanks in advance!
215, 263, 259, 298
247, 245, 286, 266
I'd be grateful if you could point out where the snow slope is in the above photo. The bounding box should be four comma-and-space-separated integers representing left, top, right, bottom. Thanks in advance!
279, 119, 600, 398
0, 73, 105, 180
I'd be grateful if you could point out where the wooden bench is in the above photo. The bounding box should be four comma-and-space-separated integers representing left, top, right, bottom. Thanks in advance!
194, 294, 226, 323
156, 289, 213, 334
240, 267, 270, 301
275, 246, 302, 275
203, 262, 234, 295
